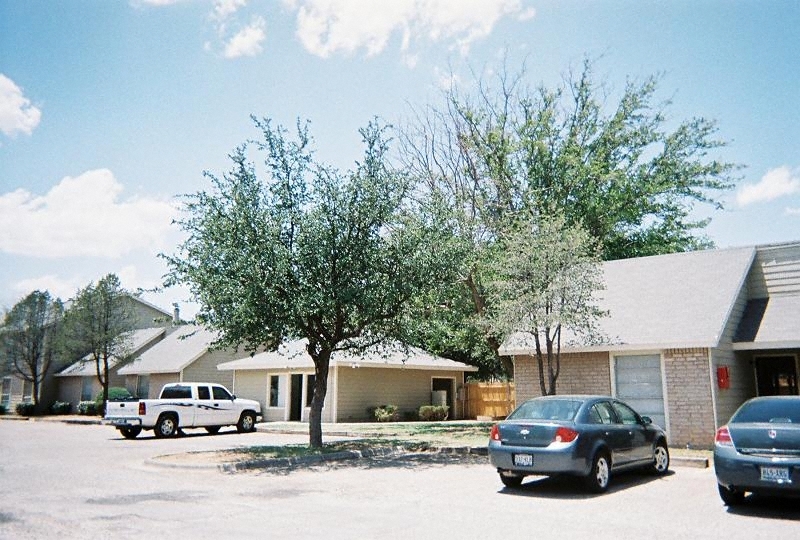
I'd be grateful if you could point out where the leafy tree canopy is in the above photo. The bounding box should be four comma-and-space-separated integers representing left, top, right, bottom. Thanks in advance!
164, 117, 459, 446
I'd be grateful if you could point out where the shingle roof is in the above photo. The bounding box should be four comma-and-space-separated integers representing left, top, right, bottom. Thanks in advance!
118, 325, 219, 375
734, 295, 800, 349
56, 327, 166, 377
218, 339, 479, 372
500, 246, 757, 354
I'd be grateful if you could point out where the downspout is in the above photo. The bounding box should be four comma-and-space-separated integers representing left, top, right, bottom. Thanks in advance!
707, 348, 719, 432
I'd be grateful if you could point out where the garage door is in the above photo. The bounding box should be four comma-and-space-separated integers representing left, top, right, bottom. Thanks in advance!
614, 355, 666, 431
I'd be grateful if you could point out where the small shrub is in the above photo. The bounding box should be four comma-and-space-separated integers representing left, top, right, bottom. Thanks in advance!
78, 401, 99, 416
419, 405, 449, 422
373, 404, 400, 422
49, 401, 72, 415
16, 402, 36, 416
0, 404, 7, 415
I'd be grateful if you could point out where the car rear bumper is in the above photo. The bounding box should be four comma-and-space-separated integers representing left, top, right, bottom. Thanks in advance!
714, 446, 800, 494
105, 417, 143, 428
488, 441, 589, 476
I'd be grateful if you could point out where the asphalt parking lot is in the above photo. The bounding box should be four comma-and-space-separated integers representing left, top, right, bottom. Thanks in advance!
1, 419, 798, 540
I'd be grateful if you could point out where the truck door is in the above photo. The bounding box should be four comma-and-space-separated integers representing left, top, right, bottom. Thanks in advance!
211, 385, 239, 425
194, 385, 214, 426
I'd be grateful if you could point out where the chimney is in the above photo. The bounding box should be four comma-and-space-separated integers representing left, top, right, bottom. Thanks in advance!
172, 303, 180, 326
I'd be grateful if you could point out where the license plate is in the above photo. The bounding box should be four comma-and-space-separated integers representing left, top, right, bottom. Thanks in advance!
760, 466, 790, 482
513, 454, 533, 467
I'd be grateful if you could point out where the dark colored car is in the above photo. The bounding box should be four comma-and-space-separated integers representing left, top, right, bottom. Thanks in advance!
714, 396, 800, 506
488, 395, 669, 493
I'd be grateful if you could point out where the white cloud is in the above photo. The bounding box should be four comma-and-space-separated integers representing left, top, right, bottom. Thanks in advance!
223, 16, 267, 58
0, 74, 42, 137
213, 0, 248, 20
11, 274, 82, 303
736, 166, 800, 207
786, 207, 800, 216
290, 0, 533, 58
0, 169, 178, 258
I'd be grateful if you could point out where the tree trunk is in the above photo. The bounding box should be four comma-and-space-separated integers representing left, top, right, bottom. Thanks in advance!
465, 272, 514, 377
308, 347, 331, 448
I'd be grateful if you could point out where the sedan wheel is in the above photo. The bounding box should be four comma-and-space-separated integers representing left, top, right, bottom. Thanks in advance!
585, 452, 611, 493
652, 443, 670, 474
718, 483, 745, 506
499, 473, 523, 488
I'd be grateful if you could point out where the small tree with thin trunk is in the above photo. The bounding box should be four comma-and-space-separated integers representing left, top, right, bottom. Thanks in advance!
63, 274, 136, 413
0, 290, 64, 411
486, 212, 606, 396
164, 117, 456, 448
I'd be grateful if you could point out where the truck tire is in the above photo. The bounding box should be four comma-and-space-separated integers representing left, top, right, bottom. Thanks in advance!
120, 426, 142, 439
155, 414, 178, 438
237, 411, 256, 433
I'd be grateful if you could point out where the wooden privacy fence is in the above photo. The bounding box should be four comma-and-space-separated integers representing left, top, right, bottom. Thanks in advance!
464, 382, 515, 420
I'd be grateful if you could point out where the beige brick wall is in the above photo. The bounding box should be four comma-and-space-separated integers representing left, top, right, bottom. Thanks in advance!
663, 348, 716, 448
513, 352, 612, 404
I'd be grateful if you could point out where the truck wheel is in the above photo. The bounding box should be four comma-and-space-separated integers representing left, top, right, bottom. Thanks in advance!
155, 414, 178, 438
120, 426, 142, 439
237, 411, 256, 433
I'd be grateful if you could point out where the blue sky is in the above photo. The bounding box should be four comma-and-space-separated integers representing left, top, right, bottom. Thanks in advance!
1, 0, 798, 317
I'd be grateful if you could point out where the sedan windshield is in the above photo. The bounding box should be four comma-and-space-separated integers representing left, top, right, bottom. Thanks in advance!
732, 399, 800, 424
508, 399, 582, 421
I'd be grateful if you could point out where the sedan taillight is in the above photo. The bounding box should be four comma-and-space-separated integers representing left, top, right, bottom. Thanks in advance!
553, 427, 579, 443
490, 424, 501, 441
715, 426, 733, 446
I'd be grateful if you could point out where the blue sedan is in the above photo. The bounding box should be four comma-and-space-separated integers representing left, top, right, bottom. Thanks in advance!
714, 396, 800, 506
488, 395, 670, 493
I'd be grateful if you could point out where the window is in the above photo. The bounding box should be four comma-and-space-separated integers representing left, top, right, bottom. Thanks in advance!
592, 402, 617, 424
1, 377, 10, 407
136, 376, 149, 399
305, 375, 316, 406
22, 380, 33, 403
611, 401, 640, 425
81, 376, 94, 401
197, 386, 211, 400
161, 385, 192, 399
212, 386, 232, 400
269, 375, 285, 407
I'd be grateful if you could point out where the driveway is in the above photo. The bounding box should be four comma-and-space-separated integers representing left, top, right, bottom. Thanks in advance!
1, 420, 798, 539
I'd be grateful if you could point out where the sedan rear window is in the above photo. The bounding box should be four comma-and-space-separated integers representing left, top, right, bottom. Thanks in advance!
509, 399, 582, 421
732, 399, 800, 424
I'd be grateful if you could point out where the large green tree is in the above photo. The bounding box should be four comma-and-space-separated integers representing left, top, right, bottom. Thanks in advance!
164, 118, 456, 447
399, 59, 738, 376
62, 274, 136, 412
485, 212, 606, 395
0, 290, 64, 410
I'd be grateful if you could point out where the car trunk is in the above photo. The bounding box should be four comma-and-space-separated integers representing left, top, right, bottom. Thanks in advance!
497, 422, 561, 447
729, 424, 800, 456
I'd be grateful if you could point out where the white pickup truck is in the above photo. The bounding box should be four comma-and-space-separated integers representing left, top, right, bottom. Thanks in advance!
104, 382, 262, 439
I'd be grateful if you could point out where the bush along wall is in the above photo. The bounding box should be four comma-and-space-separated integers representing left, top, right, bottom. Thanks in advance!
418, 405, 449, 421
16, 402, 36, 416
49, 401, 72, 415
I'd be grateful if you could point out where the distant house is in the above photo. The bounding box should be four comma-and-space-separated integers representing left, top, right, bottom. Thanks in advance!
3, 295, 174, 413
500, 241, 800, 448
217, 339, 479, 422
55, 327, 167, 408
117, 325, 239, 398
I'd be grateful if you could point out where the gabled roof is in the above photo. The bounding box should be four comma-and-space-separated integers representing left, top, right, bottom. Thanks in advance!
218, 339, 479, 372
56, 327, 166, 377
118, 325, 219, 375
500, 246, 757, 355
